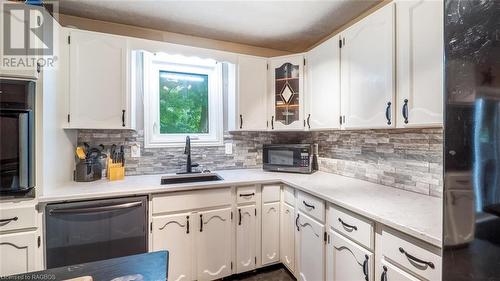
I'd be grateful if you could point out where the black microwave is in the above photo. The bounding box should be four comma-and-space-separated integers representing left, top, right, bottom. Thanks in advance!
263, 144, 314, 174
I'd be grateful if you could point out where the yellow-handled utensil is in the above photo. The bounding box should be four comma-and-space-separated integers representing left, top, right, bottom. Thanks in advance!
76, 146, 86, 160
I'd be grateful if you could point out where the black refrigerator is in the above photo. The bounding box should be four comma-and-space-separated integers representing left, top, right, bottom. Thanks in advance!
444, 0, 500, 280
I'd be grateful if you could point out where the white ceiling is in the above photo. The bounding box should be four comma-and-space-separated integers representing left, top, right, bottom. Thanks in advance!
58, 0, 380, 52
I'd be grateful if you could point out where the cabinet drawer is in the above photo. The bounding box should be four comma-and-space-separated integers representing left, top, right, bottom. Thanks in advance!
262, 185, 280, 203
328, 204, 374, 250
379, 227, 441, 281
283, 186, 295, 206
237, 185, 257, 204
0, 203, 37, 232
297, 191, 325, 222
152, 188, 231, 214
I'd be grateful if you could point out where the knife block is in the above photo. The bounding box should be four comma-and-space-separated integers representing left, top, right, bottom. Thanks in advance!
107, 158, 125, 181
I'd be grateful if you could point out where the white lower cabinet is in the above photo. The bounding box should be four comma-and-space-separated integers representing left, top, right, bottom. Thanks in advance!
379, 259, 420, 281
152, 213, 192, 281
280, 202, 295, 273
236, 205, 257, 273
196, 208, 232, 280
150, 187, 442, 281
151, 189, 232, 281
261, 202, 280, 265
297, 212, 325, 281
327, 231, 373, 281
0, 231, 38, 276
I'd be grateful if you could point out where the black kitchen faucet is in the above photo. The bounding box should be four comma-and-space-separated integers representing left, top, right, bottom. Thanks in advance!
182, 136, 199, 174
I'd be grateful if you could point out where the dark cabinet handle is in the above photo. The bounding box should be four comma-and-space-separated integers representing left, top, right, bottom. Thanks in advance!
362, 255, 369, 281
307, 114, 311, 129
402, 99, 409, 124
380, 266, 387, 281
303, 201, 315, 209
199, 214, 203, 232
122, 110, 126, 127
238, 209, 242, 225
271, 116, 274, 130
399, 247, 435, 269
338, 218, 358, 231
385, 102, 392, 125
296, 213, 300, 231
186, 216, 190, 234
0, 216, 18, 223
239, 192, 255, 197
239, 114, 243, 129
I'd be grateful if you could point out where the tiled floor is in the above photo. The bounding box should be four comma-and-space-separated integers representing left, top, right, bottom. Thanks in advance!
226, 265, 295, 281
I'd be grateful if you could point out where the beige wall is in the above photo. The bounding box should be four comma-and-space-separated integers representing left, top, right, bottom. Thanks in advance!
58, 14, 291, 58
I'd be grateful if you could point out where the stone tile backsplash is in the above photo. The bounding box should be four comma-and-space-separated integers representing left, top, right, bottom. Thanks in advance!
77, 128, 443, 197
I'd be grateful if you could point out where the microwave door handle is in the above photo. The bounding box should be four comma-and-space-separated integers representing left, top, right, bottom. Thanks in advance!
18, 113, 29, 187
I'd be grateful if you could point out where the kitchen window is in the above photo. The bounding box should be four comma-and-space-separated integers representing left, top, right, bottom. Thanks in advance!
143, 52, 223, 147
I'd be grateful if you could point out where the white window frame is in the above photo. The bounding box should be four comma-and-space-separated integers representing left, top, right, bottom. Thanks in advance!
143, 52, 223, 147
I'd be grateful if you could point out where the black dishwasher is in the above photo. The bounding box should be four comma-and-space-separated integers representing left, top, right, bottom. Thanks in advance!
45, 196, 148, 268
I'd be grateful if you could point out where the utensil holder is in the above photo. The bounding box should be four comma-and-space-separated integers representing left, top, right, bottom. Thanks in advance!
107, 158, 125, 181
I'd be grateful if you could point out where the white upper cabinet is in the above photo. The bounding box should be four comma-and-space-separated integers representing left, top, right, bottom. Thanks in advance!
66, 29, 133, 129
235, 55, 268, 131
396, 0, 443, 127
305, 35, 341, 130
236, 205, 257, 273
340, 3, 395, 129
269, 54, 305, 131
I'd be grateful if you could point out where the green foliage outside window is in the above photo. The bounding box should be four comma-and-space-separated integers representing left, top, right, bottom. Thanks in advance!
159, 70, 209, 134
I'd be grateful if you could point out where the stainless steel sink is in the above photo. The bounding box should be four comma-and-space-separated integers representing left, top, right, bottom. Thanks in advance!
160, 173, 223, 185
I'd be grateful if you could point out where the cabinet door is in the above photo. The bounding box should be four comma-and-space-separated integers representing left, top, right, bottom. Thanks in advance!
0, 231, 37, 276
152, 213, 192, 281
269, 55, 304, 130
396, 0, 443, 127
297, 212, 325, 281
262, 202, 280, 265
340, 3, 395, 129
68, 29, 129, 129
237, 56, 268, 130
328, 231, 373, 281
305, 35, 341, 130
236, 205, 257, 273
196, 208, 232, 280
378, 259, 420, 281
280, 203, 295, 273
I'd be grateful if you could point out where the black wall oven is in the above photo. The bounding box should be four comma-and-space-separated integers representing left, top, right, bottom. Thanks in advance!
0, 79, 35, 196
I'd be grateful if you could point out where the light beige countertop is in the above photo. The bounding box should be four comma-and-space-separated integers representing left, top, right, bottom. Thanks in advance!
39, 169, 442, 247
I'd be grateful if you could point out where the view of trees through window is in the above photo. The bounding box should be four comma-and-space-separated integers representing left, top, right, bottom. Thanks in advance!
159, 70, 209, 134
